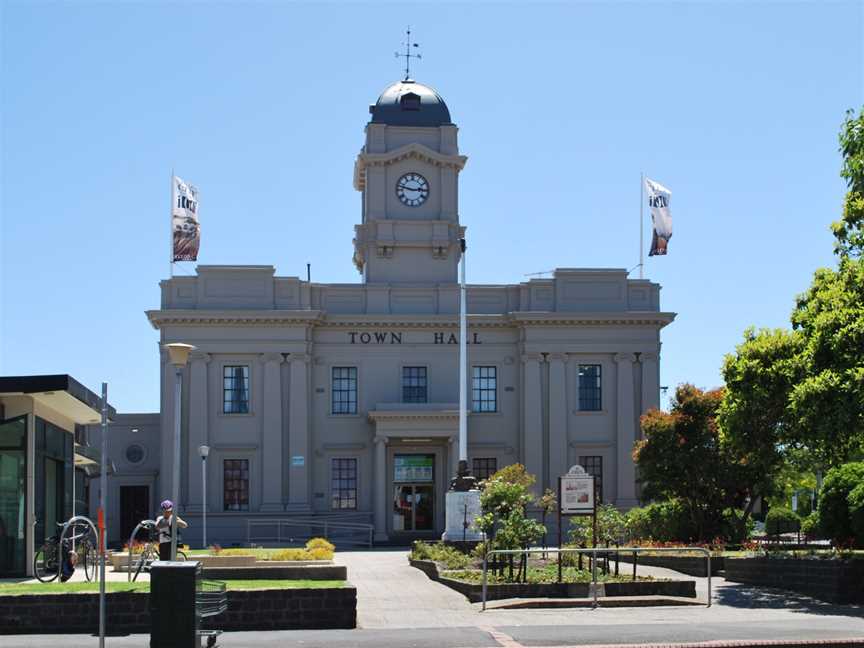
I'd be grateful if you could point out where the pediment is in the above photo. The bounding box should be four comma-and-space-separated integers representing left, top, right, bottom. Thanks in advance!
354, 143, 467, 191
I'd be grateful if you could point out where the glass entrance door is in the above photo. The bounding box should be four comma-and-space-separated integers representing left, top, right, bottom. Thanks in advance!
392, 484, 435, 531
392, 454, 435, 533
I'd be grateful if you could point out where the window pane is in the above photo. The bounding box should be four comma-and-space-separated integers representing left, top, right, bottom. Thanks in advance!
578, 364, 602, 411
472, 457, 498, 481
331, 458, 357, 510
471, 366, 497, 413
223, 459, 250, 511
223, 365, 250, 414
332, 367, 358, 414
579, 456, 603, 503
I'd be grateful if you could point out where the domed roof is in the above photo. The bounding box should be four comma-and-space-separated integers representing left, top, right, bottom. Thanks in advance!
369, 79, 452, 127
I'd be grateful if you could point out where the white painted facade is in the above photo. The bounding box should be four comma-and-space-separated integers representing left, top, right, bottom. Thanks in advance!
95, 79, 674, 547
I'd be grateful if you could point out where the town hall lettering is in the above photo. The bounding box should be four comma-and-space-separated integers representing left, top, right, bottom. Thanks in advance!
348, 332, 482, 345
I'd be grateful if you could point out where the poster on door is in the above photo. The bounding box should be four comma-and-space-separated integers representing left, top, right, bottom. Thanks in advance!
394, 455, 434, 482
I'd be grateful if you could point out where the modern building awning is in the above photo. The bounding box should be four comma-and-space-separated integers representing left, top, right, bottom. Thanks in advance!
73, 442, 110, 477
0, 374, 116, 424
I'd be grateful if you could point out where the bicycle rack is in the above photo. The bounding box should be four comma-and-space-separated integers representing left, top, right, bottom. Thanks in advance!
58, 515, 99, 583
127, 519, 157, 582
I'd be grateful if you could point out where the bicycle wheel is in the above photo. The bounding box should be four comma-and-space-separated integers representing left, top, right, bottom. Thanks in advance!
82, 542, 97, 582
176, 550, 187, 561
132, 548, 149, 582
33, 543, 59, 583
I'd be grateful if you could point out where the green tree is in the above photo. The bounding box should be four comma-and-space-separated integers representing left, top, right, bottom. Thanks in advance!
817, 462, 864, 547
719, 327, 803, 531
788, 108, 864, 466
635, 385, 745, 541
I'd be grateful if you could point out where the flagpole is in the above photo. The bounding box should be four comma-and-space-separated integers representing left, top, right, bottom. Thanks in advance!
170, 169, 174, 278
639, 172, 644, 280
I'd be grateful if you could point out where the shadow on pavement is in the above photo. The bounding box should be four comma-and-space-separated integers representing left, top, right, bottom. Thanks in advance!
717, 582, 864, 617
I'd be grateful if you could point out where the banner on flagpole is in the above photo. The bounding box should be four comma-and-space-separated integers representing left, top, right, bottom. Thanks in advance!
645, 178, 672, 256
172, 175, 200, 262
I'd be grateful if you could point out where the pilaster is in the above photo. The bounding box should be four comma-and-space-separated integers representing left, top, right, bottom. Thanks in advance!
548, 353, 569, 485
185, 352, 210, 513
640, 352, 660, 417
261, 353, 286, 512
373, 435, 389, 542
614, 353, 638, 507
287, 353, 311, 510
521, 353, 544, 494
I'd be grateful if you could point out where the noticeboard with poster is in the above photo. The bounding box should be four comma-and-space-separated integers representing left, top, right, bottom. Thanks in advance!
559, 469, 595, 514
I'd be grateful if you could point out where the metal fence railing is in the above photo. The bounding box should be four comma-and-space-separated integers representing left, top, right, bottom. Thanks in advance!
482, 546, 712, 611
246, 518, 374, 548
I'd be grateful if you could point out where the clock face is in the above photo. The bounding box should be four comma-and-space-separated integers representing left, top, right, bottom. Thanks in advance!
396, 173, 429, 207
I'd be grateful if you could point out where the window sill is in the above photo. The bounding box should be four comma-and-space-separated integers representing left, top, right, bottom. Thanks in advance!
218, 411, 256, 418
573, 410, 607, 415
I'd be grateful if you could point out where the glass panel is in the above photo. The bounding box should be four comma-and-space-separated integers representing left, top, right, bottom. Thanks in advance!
393, 455, 434, 483
0, 417, 26, 576
393, 485, 413, 531
414, 486, 434, 531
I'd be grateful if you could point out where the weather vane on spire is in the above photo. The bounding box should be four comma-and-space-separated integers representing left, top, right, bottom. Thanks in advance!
395, 27, 421, 81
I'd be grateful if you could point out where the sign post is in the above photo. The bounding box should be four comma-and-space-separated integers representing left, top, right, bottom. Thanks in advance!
557, 465, 595, 583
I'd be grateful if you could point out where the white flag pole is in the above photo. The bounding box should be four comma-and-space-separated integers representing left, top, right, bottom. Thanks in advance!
169, 169, 174, 278
639, 172, 645, 280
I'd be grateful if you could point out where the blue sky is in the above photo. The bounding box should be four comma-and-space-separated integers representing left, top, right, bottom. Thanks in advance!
1, 1, 862, 412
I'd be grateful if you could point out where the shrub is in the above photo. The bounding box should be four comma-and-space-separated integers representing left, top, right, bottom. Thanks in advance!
306, 537, 335, 553
307, 547, 334, 561
626, 500, 691, 542
219, 547, 254, 556
848, 482, 864, 547
765, 507, 801, 536
270, 548, 313, 561
801, 510, 820, 539
818, 462, 864, 547
409, 541, 470, 570
569, 503, 627, 546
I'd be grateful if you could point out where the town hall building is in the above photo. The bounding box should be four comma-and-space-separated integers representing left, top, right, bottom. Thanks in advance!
94, 77, 675, 548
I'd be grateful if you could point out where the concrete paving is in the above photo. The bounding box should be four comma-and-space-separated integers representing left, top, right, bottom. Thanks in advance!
2, 548, 863, 647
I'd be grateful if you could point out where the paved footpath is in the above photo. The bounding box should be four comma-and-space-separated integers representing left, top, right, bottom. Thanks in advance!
3, 549, 864, 647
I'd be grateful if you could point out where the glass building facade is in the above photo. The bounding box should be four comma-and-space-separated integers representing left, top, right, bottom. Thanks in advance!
0, 416, 26, 576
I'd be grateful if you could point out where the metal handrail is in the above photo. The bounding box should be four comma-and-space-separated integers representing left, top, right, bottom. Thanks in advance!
246, 518, 374, 547
481, 546, 712, 611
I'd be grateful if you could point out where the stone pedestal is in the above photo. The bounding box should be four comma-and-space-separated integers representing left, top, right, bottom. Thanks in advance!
442, 490, 484, 542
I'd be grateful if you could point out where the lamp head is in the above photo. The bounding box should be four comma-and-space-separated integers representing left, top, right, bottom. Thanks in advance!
198, 444, 210, 459
164, 342, 196, 367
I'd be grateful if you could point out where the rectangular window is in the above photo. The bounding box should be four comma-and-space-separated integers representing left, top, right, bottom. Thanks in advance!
223, 459, 249, 511
472, 457, 498, 481
402, 366, 428, 403
472, 366, 497, 413
578, 364, 602, 411
579, 456, 603, 503
223, 365, 250, 414
331, 458, 358, 510
332, 367, 358, 415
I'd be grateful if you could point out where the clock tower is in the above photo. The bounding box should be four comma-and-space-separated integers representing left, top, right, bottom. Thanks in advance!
353, 79, 468, 283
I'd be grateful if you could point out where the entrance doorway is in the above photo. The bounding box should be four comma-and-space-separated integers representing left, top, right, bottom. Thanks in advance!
0, 417, 27, 576
392, 454, 435, 533
120, 486, 150, 544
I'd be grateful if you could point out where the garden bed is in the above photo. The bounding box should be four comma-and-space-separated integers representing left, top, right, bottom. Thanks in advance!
409, 558, 696, 603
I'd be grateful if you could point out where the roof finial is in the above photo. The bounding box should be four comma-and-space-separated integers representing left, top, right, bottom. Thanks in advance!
395, 26, 421, 81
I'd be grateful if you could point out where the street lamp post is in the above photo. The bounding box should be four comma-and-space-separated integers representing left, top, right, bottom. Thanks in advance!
164, 342, 195, 561
198, 445, 210, 550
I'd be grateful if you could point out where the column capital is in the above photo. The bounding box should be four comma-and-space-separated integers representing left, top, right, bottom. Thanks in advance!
614, 352, 636, 364
448, 435, 458, 446
640, 352, 658, 362
521, 352, 542, 363
548, 352, 568, 363
373, 435, 389, 446
189, 351, 212, 364
290, 352, 310, 364
261, 352, 286, 364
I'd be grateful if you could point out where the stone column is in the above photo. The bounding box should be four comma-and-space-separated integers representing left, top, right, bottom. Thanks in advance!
548, 353, 569, 485
261, 353, 285, 512
522, 353, 544, 494
287, 353, 311, 510
640, 352, 660, 416
373, 435, 389, 542
185, 353, 210, 512
615, 353, 638, 507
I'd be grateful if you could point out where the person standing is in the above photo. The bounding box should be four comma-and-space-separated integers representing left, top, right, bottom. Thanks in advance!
155, 499, 188, 561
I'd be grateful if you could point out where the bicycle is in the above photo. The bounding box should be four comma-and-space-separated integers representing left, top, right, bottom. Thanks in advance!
34, 521, 98, 583
132, 520, 187, 581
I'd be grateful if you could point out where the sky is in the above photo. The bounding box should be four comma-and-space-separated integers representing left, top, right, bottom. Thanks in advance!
1, 1, 862, 413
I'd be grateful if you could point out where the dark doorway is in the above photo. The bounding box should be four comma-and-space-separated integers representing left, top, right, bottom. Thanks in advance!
120, 486, 150, 545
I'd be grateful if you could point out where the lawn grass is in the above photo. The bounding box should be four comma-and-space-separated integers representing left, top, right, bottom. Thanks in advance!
0, 579, 345, 596
445, 564, 657, 585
